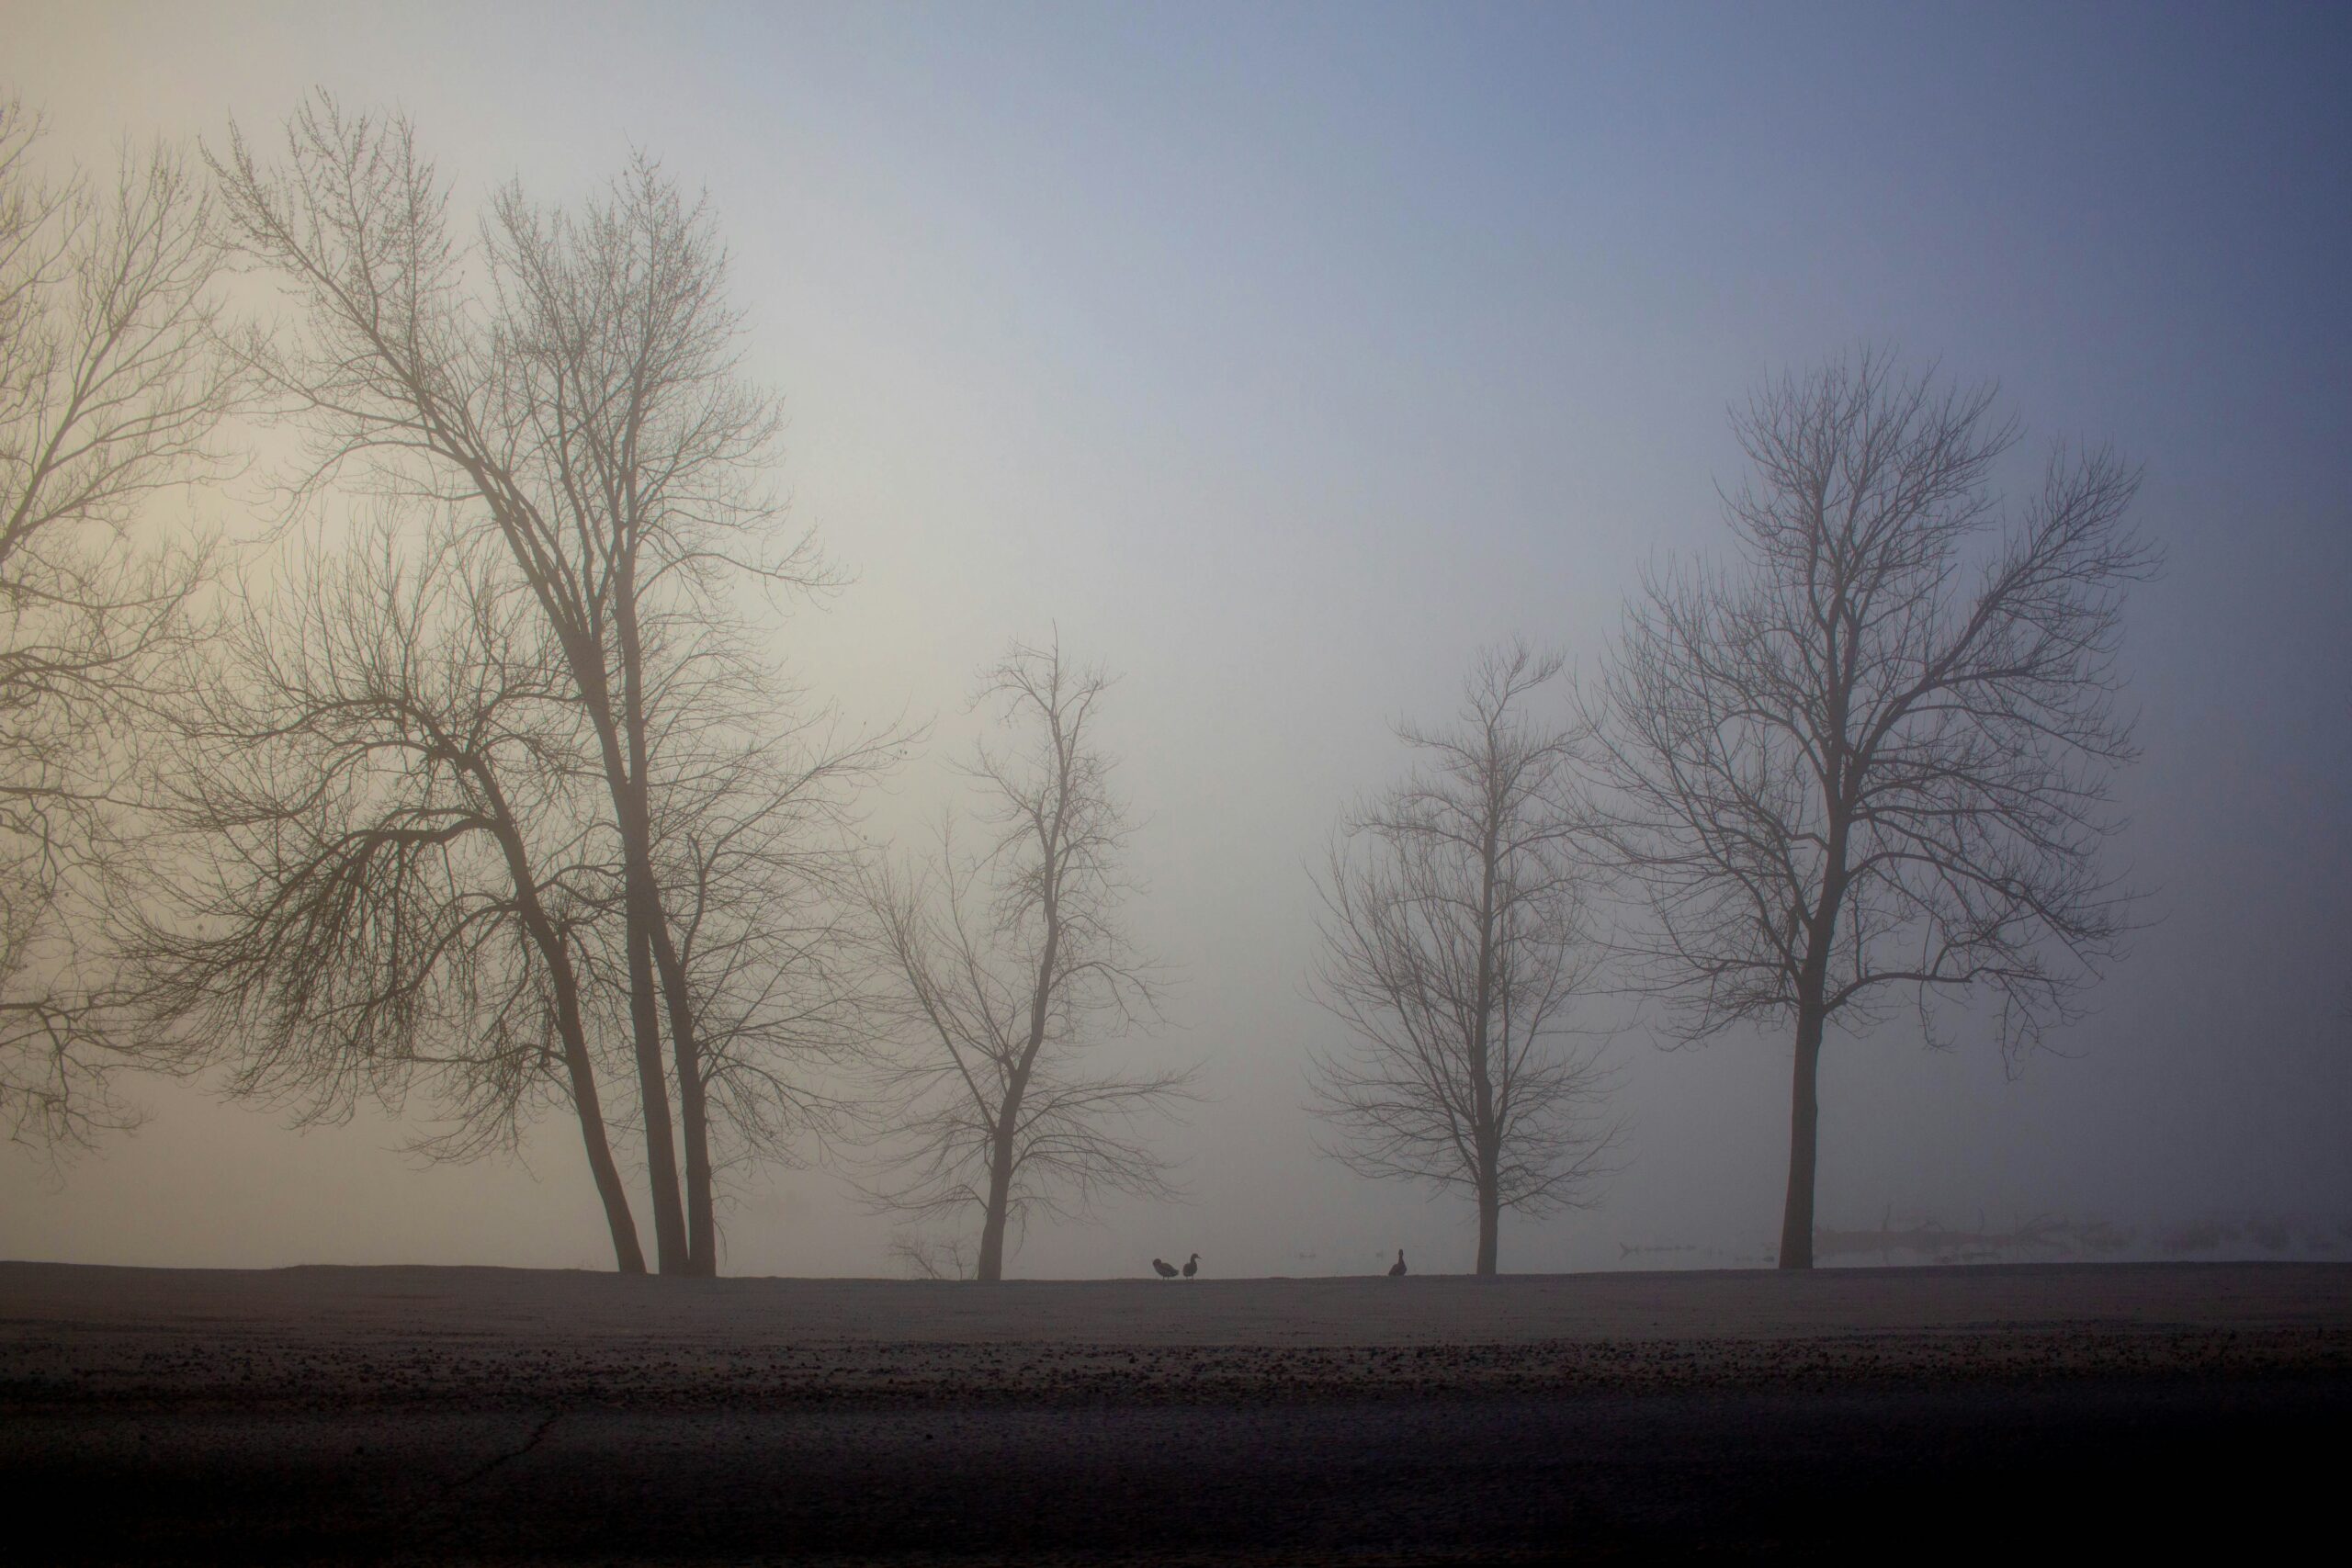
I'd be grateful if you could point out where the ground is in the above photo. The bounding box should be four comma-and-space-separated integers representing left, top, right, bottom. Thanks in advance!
2, 1260, 2345, 1562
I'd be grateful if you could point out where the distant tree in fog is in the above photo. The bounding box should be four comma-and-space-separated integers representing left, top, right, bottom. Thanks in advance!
206, 96, 888, 1273
1307, 642, 1618, 1275
1586, 349, 2154, 1269
0, 100, 240, 1148
861, 636, 1192, 1282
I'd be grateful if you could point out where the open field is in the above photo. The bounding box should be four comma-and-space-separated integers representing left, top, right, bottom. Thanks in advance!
4, 1260, 2346, 1562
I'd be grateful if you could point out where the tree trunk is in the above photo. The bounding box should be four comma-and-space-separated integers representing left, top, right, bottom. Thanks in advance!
649, 920, 717, 1276
554, 981, 648, 1275
1467, 805, 1501, 1277
975, 1036, 1042, 1284
976, 1120, 1016, 1282
571, 645, 690, 1276
1476, 1174, 1500, 1276
1781, 742, 1849, 1272
477, 773, 646, 1275
1781, 606, 1857, 1274
977, 850, 1062, 1283
623, 907, 690, 1273
1778, 1005, 1826, 1269
614, 561, 718, 1277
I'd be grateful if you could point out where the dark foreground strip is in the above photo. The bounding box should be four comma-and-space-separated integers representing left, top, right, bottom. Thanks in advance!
3, 1370, 2341, 1562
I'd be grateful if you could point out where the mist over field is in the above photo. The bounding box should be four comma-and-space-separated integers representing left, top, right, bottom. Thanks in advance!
2, 1, 2346, 1283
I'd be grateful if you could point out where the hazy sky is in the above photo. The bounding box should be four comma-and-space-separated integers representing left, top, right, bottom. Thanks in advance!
5, 1, 2346, 1276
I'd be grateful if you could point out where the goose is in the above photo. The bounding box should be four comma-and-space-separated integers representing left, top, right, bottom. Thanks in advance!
1151, 1258, 1179, 1279
1387, 1249, 1408, 1277
1182, 1253, 1200, 1278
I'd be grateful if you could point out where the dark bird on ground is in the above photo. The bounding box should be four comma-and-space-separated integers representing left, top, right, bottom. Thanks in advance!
1388, 1249, 1408, 1277
1152, 1258, 1178, 1278
1182, 1253, 1200, 1278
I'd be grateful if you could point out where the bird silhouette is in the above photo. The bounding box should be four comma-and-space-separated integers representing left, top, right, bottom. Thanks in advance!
1387, 1249, 1408, 1277
1182, 1252, 1199, 1278
1151, 1258, 1178, 1279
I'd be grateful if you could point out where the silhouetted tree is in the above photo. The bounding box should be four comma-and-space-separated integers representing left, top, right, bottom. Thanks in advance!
136, 524, 650, 1270
1307, 642, 1617, 1275
0, 100, 239, 1148
209, 96, 843, 1273
862, 636, 1191, 1282
1586, 349, 2154, 1269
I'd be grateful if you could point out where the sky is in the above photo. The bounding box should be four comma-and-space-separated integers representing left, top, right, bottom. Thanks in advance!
3, 0, 2346, 1277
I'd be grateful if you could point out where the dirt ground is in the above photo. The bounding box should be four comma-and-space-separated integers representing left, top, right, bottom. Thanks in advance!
4, 1260, 2346, 1562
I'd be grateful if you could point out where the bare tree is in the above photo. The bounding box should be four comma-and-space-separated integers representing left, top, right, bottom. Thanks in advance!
209, 97, 840, 1273
863, 636, 1191, 1282
0, 100, 240, 1148
1307, 642, 1617, 1275
134, 524, 650, 1270
644, 681, 907, 1219
1586, 349, 2154, 1269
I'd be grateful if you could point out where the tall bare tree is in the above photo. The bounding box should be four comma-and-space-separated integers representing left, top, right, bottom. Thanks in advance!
1308, 642, 1617, 1275
0, 100, 239, 1148
1587, 350, 2154, 1269
135, 524, 650, 1270
863, 637, 1190, 1282
209, 97, 838, 1273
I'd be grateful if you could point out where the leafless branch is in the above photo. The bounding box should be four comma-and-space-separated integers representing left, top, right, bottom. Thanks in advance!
0, 98, 243, 1149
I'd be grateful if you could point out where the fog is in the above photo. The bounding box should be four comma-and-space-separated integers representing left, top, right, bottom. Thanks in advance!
3, 1, 2346, 1278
